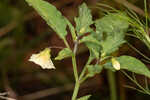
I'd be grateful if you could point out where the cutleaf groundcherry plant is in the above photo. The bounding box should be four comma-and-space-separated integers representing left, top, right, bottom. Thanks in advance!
26, 0, 150, 99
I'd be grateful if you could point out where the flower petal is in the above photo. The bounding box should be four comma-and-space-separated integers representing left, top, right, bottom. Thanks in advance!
29, 48, 55, 69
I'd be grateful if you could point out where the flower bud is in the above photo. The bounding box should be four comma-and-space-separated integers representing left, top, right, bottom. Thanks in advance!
111, 58, 120, 70
79, 27, 85, 34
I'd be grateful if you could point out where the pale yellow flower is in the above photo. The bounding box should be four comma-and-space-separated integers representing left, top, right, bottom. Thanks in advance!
79, 27, 85, 34
111, 58, 120, 70
29, 48, 55, 69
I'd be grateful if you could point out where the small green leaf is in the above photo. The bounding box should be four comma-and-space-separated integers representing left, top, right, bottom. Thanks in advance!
103, 56, 150, 78
81, 34, 102, 59
26, 0, 67, 39
87, 64, 103, 77
75, 3, 93, 35
79, 35, 101, 45
77, 95, 91, 100
55, 48, 72, 60
86, 42, 102, 59
95, 13, 129, 55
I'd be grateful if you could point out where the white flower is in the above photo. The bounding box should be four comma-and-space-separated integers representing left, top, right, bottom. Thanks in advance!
111, 58, 120, 70
29, 48, 55, 69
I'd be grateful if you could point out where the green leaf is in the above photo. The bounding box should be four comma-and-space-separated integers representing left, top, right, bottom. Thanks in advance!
26, 0, 67, 39
77, 95, 91, 100
79, 35, 101, 45
75, 3, 93, 35
100, 33, 126, 55
95, 13, 129, 36
81, 33, 102, 59
95, 13, 129, 55
86, 42, 102, 59
55, 48, 72, 60
103, 56, 150, 78
87, 64, 103, 77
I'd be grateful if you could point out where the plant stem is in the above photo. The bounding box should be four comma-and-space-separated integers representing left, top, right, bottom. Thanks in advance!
107, 70, 117, 100
72, 39, 79, 82
80, 75, 88, 84
63, 38, 79, 82
73, 40, 78, 54
71, 38, 80, 100
63, 39, 70, 49
71, 51, 92, 100
72, 54, 79, 82
79, 57, 92, 80
72, 81, 80, 100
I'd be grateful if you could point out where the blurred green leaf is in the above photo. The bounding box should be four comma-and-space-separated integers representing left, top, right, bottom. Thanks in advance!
103, 56, 150, 78
26, 0, 68, 39
77, 95, 91, 100
75, 3, 93, 35
0, 38, 13, 51
0, 2, 12, 26
95, 13, 129, 55
55, 48, 72, 60
87, 64, 103, 77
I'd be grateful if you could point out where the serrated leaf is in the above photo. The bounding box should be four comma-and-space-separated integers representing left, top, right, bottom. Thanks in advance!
77, 95, 91, 100
26, 0, 67, 39
95, 13, 129, 36
87, 64, 103, 77
75, 3, 93, 35
100, 33, 126, 55
103, 56, 150, 78
95, 13, 129, 55
55, 48, 72, 60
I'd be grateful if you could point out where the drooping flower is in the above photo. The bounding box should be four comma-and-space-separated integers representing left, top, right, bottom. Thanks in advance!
29, 48, 55, 69
111, 58, 120, 70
